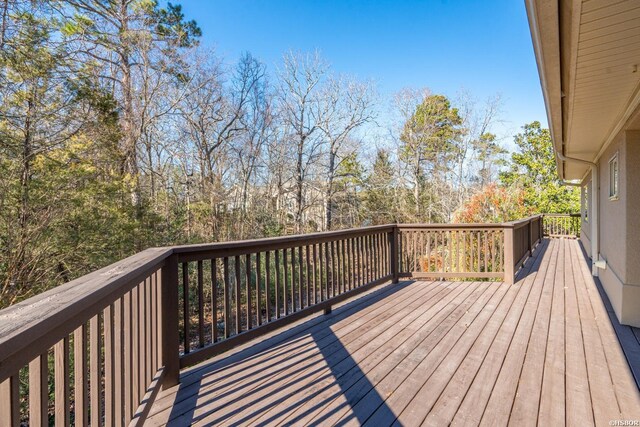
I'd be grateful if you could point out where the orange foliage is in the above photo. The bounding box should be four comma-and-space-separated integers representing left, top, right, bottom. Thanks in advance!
420, 253, 444, 272
453, 184, 532, 223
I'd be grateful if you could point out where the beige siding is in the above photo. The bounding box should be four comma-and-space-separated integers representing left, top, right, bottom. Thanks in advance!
598, 135, 626, 283
586, 129, 640, 327
625, 130, 640, 286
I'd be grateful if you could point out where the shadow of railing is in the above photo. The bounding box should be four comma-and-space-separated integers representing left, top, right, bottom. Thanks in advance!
513, 238, 549, 283
577, 241, 640, 389
164, 281, 410, 425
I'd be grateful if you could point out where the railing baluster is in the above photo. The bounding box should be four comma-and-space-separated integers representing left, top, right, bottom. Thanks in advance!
339, 239, 344, 292
223, 257, 231, 338
283, 249, 289, 315
197, 260, 205, 347
245, 253, 252, 330
373, 234, 378, 279
312, 244, 318, 303
331, 240, 336, 296
319, 243, 329, 301
90, 314, 103, 426
370, 234, 374, 280
306, 246, 311, 308
211, 259, 218, 343
145, 278, 152, 385
27, 354, 48, 426
352, 237, 357, 286
29, 354, 48, 426
139, 281, 146, 398
265, 251, 272, 322
124, 292, 132, 425
234, 255, 241, 334
182, 263, 190, 353
55, 336, 70, 426
350, 238, 355, 290
298, 246, 303, 310
133, 285, 141, 408
104, 305, 115, 426
275, 250, 281, 317
74, 324, 89, 426
114, 298, 124, 425
151, 272, 158, 372
331, 240, 337, 296
358, 236, 364, 285
364, 235, 368, 284
257, 252, 262, 326
289, 247, 296, 313
0, 374, 19, 427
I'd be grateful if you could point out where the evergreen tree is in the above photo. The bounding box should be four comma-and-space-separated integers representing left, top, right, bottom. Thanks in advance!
500, 121, 579, 213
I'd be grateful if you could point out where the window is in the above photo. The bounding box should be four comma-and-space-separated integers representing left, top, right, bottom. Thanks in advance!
582, 182, 589, 222
609, 153, 619, 200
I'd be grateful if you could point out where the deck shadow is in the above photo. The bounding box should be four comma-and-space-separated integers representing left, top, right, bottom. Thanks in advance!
514, 238, 549, 282
163, 280, 414, 425
577, 240, 640, 389
157, 243, 551, 425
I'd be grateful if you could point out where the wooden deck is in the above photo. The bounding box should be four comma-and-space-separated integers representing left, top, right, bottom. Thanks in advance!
146, 238, 640, 426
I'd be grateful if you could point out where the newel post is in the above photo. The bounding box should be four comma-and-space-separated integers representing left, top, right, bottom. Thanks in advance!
161, 253, 180, 389
503, 226, 515, 285
390, 226, 399, 284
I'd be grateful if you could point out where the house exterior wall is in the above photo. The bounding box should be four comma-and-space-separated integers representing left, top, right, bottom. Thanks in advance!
582, 130, 640, 327
625, 130, 640, 286
580, 180, 591, 258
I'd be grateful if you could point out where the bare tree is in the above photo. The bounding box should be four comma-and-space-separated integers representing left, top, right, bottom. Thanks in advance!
231, 65, 274, 236
319, 77, 376, 230
176, 51, 265, 236
454, 92, 503, 201
276, 51, 329, 232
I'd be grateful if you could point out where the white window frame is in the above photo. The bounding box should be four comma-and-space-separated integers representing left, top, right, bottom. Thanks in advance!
582, 182, 589, 223
609, 152, 619, 201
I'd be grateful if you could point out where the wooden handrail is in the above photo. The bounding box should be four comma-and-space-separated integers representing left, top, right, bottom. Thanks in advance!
542, 213, 581, 237
0, 217, 554, 425
172, 224, 395, 254
0, 248, 171, 380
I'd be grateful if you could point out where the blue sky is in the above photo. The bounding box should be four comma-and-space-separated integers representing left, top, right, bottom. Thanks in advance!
178, 0, 547, 148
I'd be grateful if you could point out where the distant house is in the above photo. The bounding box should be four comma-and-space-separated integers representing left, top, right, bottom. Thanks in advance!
526, 0, 640, 327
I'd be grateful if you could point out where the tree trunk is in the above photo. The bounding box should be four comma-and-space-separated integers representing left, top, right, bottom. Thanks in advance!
294, 133, 305, 233
413, 161, 421, 220
118, 1, 140, 213
325, 148, 337, 231
14, 98, 34, 289
0, 0, 8, 50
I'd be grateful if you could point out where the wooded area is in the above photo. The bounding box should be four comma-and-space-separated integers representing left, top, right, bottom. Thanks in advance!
0, 0, 578, 308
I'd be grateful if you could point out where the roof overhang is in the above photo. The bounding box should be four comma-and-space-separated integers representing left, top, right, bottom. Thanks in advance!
525, 0, 640, 181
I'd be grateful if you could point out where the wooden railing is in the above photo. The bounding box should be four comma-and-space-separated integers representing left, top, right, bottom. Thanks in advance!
0, 218, 545, 426
396, 215, 542, 283
543, 213, 581, 237
0, 248, 171, 427
504, 215, 543, 282
172, 226, 394, 368
397, 224, 505, 280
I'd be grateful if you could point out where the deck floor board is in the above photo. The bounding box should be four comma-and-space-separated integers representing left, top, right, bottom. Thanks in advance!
147, 238, 640, 426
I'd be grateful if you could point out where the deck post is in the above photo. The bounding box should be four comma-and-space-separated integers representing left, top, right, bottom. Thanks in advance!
503, 226, 515, 284
390, 226, 399, 284
161, 253, 180, 389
